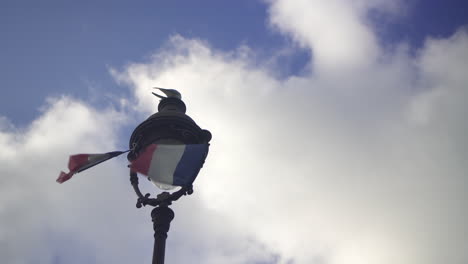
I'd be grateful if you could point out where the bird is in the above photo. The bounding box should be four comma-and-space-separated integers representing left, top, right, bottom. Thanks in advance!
152, 87, 182, 99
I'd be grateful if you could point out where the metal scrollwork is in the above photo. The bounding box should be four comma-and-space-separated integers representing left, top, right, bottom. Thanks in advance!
130, 170, 193, 208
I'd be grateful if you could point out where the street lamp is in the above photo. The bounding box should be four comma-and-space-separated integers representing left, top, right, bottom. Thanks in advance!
127, 88, 212, 264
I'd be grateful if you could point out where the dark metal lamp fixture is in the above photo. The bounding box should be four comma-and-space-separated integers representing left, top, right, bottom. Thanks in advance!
127, 88, 212, 264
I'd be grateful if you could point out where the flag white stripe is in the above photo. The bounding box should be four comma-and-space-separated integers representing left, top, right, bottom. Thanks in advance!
74, 153, 112, 173
148, 145, 186, 185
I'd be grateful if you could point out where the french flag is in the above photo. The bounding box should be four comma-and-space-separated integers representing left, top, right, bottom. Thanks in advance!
57, 151, 127, 183
130, 144, 209, 187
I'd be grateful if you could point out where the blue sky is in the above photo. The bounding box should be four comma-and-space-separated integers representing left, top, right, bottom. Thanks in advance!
1, 1, 468, 264
1, 0, 467, 125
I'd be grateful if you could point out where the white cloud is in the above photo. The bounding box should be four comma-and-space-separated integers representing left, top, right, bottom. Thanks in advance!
2, 1, 468, 264
266, 0, 380, 73
112, 4, 468, 264
0, 97, 134, 263
0, 98, 276, 263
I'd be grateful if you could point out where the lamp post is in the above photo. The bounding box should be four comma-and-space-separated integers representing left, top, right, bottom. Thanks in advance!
127, 89, 211, 264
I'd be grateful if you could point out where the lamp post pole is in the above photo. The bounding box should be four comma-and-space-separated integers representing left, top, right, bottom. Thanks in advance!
131, 172, 196, 264
134, 187, 193, 264
151, 205, 174, 264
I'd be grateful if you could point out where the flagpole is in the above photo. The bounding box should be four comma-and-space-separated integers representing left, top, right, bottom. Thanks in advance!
151, 205, 174, 264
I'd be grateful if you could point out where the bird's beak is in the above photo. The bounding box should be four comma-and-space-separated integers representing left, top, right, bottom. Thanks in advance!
152, 87, 167, 99
152, 91, 166, 99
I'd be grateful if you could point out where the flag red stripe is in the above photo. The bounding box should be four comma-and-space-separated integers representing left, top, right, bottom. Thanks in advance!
57, 150, 128, 184
130, 144, 157, 175
68, 154, 90, 172
56, 171, 73, 184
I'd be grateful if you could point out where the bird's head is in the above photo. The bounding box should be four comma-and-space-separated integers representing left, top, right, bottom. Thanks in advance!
152, 87, 182, 100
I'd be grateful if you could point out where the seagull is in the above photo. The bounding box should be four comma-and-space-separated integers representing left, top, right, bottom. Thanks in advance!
152, 87, 182, 100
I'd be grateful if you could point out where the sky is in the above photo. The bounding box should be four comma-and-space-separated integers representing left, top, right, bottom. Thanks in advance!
1, 0, 468, 263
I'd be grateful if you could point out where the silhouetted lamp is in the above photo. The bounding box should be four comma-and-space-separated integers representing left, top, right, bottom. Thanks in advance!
127, 88, 211, 264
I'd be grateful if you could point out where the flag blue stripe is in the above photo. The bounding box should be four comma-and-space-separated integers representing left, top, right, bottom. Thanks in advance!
173, 144, 209, 186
